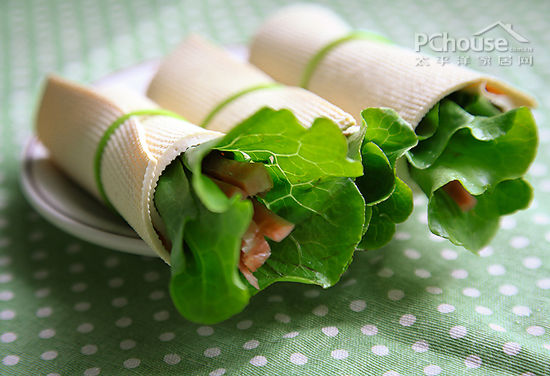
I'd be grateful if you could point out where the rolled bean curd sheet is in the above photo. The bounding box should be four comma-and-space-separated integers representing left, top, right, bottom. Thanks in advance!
249, 4, 539, 251
36, 76, 221, 262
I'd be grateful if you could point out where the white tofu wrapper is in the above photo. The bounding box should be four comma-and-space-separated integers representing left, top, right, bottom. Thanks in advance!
249, 4, 536, 127
36, 76, 222, 262
147, 34, 358, 135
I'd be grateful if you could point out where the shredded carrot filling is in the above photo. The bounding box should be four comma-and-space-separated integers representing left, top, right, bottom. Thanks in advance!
203, 153, 295, 289
442, 180, 477, 212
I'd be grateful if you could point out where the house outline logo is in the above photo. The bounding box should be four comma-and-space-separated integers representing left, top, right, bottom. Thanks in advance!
474, 21, 529, 43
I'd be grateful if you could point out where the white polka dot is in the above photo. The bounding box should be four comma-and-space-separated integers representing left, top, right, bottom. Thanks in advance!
77, 323, 94, 333
313, 305, 328, 316
2, 355, 19, 366
204, 347, 221, 358
83, 367, 101, 376
426, 286, 442, 295
533, 213, 550, 224
510, 236, 529, 249
74, 302, 91, 311
395, 231, 411, 240
475, 306, 493, 315
449, 326, 467, 339
372, 345, 389, 356
0, 256, 11, 266
378, 268, 394, 278
331, 349, 349, 360
108, 278, 124, 288
523, 256, 542, 269
462, 288, 480, 297
268, 295, 283, 302
69, 263, 84, 273
304, 289, 320, 298
1, 332, 16, 343
412, 340, 429, 352
209, 369, 226, 376
451, 269, 468, 279
537, 278, 550, 289
489, 323, 506, 332
512, 305, 531, 317
350, 300, 366, 312
441, 249, 458, 260
503, 342, 521, 356
544, 344, 550, 351
289, 352, 307, 365
465, 355, 482, 368
520, 373, 536, 376
342, 278, 357, 287
123, 358, 140, 368
383, 372, 401, 376
159, 332, 175, 341
487, 264, 506, 276
404, 249, 421, 259
164, 353, 181, 365
527, 326, 545, 336
438, 304, 455, 313
274, 313, 290, 323
115, 317, 132, 328
415, 269, 431, 278
39, 329, 56, 339
501, 216, 516, 229
144, 271, 159, 282
35, 288, 50, 298
120, 339, 136, 350
530, 161, 547, 176
197, 326, 214, 336
0, 273, 12, 283
243, 340, 259, 350
361, 325, 378, 336
0, 309, 15, 320
499, 284, 518, 296
388, 290, 405, 301
41, 350, 58, 360
283, 331, 299, 339
478, 246, 493, 257
112, 297, 128, 307
322, 326, 339, 337
0, 290, 14, 300
250, 355, 267, 366
81, 344, 98, 355
399, 314, 416, 327
153, 311, 169, 321
36, 307, 52, 317
423, 365, 441, 375
149, 290, 165, 300
237, 320, 253, 329
71, 282, 87, 292
104, 256, 119, 268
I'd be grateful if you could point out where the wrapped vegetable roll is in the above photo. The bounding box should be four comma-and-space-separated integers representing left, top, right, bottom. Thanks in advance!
148, 35, 418, 249
36, 75, 366, 323
249, 4, 538, 251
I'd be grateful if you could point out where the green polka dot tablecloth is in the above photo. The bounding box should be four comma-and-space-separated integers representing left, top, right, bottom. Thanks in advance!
1, 0, 549, 375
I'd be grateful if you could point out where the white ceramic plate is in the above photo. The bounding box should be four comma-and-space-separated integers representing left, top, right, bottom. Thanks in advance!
20, 47, 247, 256
20, 61, 160, 256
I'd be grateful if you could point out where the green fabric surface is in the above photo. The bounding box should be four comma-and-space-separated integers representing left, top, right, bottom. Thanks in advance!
1, 0, 549, 375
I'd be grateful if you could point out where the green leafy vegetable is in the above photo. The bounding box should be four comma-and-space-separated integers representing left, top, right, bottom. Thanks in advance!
155, 108, 366, 323
355, 108, 418, 249
408, 94, 537, 251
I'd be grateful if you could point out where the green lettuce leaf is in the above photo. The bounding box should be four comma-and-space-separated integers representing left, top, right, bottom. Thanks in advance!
408, 94, 538, 251
155, 108, 366, 323
355, 108, 418, 249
